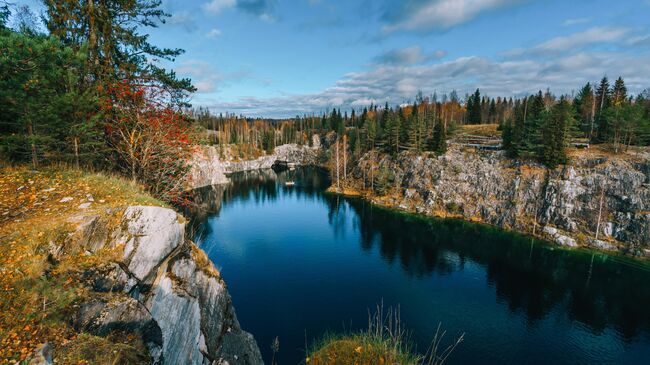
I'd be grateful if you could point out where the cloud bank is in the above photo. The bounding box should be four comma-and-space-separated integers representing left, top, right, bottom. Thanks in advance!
192, 49, 650, 118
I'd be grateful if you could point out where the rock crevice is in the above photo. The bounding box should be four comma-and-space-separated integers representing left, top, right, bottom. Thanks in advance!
75, 205, 263, 364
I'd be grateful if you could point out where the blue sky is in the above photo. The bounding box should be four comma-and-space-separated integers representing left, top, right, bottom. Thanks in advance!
14, 0, 650, 117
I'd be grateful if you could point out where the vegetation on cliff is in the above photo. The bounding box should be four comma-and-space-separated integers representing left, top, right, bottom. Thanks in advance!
0, 166, 162, 363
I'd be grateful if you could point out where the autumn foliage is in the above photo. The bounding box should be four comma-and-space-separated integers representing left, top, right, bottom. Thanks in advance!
103, 81, 192, 206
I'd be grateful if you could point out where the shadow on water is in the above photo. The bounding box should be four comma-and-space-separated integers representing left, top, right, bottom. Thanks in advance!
187, 167, 650, 364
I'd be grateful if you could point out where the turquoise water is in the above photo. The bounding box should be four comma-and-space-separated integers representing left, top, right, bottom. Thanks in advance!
191, 168, 650, 365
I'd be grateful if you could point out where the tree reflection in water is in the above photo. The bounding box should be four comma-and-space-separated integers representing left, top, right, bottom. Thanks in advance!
188, 167, 650, 344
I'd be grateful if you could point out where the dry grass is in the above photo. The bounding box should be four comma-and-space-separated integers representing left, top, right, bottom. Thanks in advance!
309, 335, 416, 365
566, 143, 650, 161
308, 305, 463, 365
0, 166, 164, 364
56, 333, 150, 365
455, 124, 501, 138
190, 243, 221, 279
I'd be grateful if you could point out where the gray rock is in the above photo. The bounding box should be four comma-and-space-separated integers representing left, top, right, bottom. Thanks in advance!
67, 205, 262, 365
347, 147, 650, 251
555, 234, 578, 247
119, 206, 184, 283
27, 343, 52, 365
189, 143, 318, 189
78, 202, 92, 209
59, 196, 73, 203
146, 250, 263, 365
73, 297, 163, 364
589, 238, 617, 251
311, 134, 321, 149
543, 226, 558, 236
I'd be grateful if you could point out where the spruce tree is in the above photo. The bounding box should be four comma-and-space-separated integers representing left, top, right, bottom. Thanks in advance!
595, 77, 611, 113
540, 98, 575, 168
612, 77, 628, 107
431, 119, 447, 155
501, 118, 514, 155
574, 82, 595, 138
488, 99, 497, 123
407, 102, 421, 150
386, 110, 401, 155
467, 89, 482, 124
523, 91, 546, 157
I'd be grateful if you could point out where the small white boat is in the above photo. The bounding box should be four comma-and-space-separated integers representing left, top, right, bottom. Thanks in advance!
285, 181, 295, 187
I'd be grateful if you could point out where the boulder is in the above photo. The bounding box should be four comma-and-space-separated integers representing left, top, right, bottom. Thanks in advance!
118, 206, 184, 283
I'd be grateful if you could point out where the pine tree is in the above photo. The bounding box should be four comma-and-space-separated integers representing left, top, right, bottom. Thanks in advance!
0, 26, 104, 167
574, 82, 595, 138
501, 118, 515, 156
431, 119, 447, 155
385, 110, 401, 155
540, 98, 575, 168
43, 0, 195, 102
488, 99, 497, 123
595, 77, 611, 113
407, 102, 422, 150
612, 77, 628, 107
467, 89, 482, 124
528, 92, 546, 151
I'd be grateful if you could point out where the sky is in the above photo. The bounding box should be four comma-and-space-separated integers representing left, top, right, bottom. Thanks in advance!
13, 0, 650, 117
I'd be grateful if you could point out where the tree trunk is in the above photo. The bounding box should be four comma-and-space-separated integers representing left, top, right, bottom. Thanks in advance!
335, 139, 340, 190
27, 120, 38, 169
74, 136, 80, 169
343, 134, 347, 182
589, 97, 596, 142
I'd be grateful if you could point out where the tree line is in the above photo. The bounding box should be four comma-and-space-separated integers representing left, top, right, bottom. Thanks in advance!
199, 83, 649, 169
2, 1, 650, 202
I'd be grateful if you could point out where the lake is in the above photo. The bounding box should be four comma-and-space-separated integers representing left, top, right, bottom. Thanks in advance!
190, 167, 650, 365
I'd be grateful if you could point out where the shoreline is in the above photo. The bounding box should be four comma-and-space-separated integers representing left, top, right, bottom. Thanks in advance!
326, 184, 650, 263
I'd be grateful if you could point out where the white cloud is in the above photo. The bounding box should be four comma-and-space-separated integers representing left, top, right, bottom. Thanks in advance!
206, 28, 223, 38
563, 17, 590, 26
203, 0, 236, 14
628, 34, 650, 47
202, 0, 278, 21
167, 11, 196, 31
194, 50, 650, 117
383, 0, 526, 33
505, 27, 631, 57
175, 60, 270, 95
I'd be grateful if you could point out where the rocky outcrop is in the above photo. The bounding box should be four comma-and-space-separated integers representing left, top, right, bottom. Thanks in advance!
189, 143, 319, 189
346, 147, 650, 257
71, 206, 263, 364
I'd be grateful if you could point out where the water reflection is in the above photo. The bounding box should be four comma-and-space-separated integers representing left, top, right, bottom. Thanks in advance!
342, 198, 650, 340
190, 168, 650, 364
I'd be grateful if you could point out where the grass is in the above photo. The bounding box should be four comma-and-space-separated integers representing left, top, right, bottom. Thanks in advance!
307, 304, 463, 365
0, 165, 164, 364
55, 333, 150, 365
454, 124, 501, 139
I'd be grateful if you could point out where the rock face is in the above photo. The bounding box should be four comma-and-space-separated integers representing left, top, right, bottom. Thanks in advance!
349, 147, 650, 256
75, 206, 263, 365
189, 142, 319, 188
